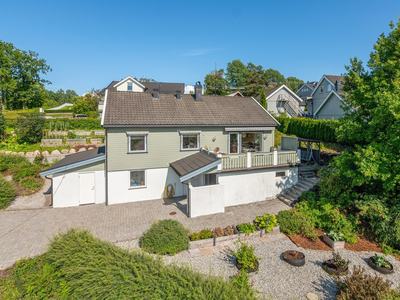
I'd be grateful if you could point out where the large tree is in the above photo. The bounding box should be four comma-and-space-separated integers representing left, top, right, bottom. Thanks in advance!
204, 69, 229, 95
286, 76, 304, 93
0, 40, 51, 110
225, 59, 248, 88
243, 63, 265, 97
335, 18, 400, 199
264, 68, 285, 84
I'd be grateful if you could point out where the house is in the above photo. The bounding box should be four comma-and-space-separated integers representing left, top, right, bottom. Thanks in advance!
46, 103, 73, 111
40, 84, 300, 218
227, 91, 244, 97
296, 81, 317, 106
308, 75, 346, 120
255, 85, 305, 118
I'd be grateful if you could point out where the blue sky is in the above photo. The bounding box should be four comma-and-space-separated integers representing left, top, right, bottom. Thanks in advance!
1, 0, 399, 95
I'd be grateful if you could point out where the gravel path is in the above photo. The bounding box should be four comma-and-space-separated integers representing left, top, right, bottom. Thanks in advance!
6, 178, 52, 210
117, 234, 400, 300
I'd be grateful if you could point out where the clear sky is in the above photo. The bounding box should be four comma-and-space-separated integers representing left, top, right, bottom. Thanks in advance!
1, 0, 399, 95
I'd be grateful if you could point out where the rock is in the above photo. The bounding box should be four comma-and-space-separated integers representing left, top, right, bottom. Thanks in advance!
17, 152, 25, 156
51, 150, 61, 156
61, 149, 69, 154
11, 152, 17, 155
5, 151, 11, 155
0, 150, 5, 154
78, 148, 87, 152
69, 149, 76, 154
42, 151, 50, 156
34, 150, 41, 156
87, 147, 95, 150
26, 152, 34, 156
307, 293, 319, 300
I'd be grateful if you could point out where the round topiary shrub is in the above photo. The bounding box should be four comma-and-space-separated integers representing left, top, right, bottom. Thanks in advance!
140, 219, 189, 255
0, 175, 16, 209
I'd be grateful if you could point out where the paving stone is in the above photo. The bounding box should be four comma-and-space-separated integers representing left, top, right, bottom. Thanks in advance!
200, 248, 214, 256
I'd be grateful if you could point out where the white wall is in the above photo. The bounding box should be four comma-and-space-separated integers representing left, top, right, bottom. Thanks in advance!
52, 170, 105, 208
116, 80, 144, 92
218, 167, 298, 207
188, 184, 225, 218
107, 167, 184, 205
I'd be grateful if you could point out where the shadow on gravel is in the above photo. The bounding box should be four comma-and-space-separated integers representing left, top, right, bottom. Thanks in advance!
312, 276, 337, 300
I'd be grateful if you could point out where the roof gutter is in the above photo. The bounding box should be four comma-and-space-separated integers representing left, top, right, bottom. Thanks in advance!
39, 155, 105, 177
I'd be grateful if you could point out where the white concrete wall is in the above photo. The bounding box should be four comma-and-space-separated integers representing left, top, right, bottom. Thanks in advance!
188, 184, 225, 218
218, 167, 298, 207
52, 170, 105, 208
107, 167, 184, 205
116, 80, 144, 92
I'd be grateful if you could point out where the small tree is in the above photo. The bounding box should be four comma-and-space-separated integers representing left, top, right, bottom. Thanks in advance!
72, 94, 98, 117
16, 112, 46, 144
259, 89, 267, 109
0, 107, 6, 141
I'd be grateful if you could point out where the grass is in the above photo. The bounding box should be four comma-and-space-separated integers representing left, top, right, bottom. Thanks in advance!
0, 229, 258, 299
3, 108, 39, 120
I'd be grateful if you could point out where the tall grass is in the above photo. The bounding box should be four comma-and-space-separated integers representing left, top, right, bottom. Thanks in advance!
0, 229, 258, 299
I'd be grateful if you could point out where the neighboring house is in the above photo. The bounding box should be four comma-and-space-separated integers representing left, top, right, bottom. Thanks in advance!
255, 85, 304, 118
227, 91, 243, 97
40, 84, 300, 218
46, 103, 73, 111
308, 75, 346, 120
296, 81, 317, 106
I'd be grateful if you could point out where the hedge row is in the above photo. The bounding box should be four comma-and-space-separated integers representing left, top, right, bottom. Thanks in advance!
275, 117, 340, 143
44, 109, 73, 113
44, 118, 102, 130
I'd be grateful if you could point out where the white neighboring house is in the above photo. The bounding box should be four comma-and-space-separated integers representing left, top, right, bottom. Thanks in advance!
255, 85, 305, 118
46, 103, 74, 111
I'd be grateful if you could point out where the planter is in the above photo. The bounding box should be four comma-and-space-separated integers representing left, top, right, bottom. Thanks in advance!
66, 139, 87, 145
322, 259, 349, 276
236, 225, 259, 238
323, 233, 345, 250
189, 237, 214, 249
368, 257, 394, 274
282, 250, 305, 267
235, 258, 259, 273
41, 139, 63, 145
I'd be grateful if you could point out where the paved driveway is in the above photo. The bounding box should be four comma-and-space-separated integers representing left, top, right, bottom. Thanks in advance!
0, 197, 288, 269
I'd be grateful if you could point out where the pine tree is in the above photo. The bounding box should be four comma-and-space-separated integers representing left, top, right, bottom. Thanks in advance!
0, 108, 5, 141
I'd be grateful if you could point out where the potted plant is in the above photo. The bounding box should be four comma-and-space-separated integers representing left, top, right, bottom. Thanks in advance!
322, 252, 350, 276
231, 239, 261, 273
368, 254, 394, 274
282, 250, 306, 267
236, 223, 257, 236
323, 231, 345, 250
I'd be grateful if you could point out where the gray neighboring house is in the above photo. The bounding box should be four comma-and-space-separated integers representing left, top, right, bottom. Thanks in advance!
296, 81, 317, 106
308, 75, 348, 120
255, 85, 304, 118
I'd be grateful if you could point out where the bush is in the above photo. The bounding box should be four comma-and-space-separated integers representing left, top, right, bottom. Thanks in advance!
0, 154, 31, 172
277, 209, 318, 240
213, 227, 224, 237
336, 266, 400, 300
140, 219, 189, 255
189, 232, 201, 241
223, 225, 235, 236
0, 228, 257, 299
15, 112, 46, 144
0, 175, 16, 209
237, 223, 256, 235
231, 271, 257, 297
254, 213, 277, 232
231, 239, 261, 271
189, 229, 213, 241
12, 165, 41, 181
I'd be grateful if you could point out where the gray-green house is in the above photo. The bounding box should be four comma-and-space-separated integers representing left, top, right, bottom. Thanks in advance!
41, 84, 300, 217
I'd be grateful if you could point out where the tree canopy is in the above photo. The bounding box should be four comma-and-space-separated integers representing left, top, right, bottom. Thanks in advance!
286, 76, 304, 93
204, 69, 229, 95
0, 40, 51, 110
225, 60, 248, 87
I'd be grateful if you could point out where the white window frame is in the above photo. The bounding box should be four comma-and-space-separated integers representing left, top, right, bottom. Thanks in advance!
127, 82, 133, 91
129, 170, 147, 189
327, 84, 332, 92
127, 132, 148, 153
180, 131, 200, 151
228, 132, 240, 154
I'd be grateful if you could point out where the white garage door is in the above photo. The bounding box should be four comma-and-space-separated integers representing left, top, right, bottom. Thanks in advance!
79, 173, 95, 205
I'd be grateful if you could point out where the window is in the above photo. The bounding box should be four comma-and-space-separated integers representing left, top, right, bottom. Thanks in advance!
229, 133, 239, 154
127, 132, 148, 153
241, 132, 262, 152
127, 82, 133, 91
276, 171, 286, 177
320, 85, 324, 93
180, 133, 199, 150
327, 84, 332, 92
130, 170, 146, 188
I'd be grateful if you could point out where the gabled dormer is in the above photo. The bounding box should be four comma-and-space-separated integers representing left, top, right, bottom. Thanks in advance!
113, 76, 146, 92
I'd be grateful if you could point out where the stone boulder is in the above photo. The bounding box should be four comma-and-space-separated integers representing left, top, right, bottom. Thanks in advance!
51, 150, 61, 156
26, 152, 34, 156
78, 148, 87, 152
34, 150, 41, 156
61, 149, 69, 154
69, 149, 76, 154
42, 151, 50, 156
17, 152, 25, 156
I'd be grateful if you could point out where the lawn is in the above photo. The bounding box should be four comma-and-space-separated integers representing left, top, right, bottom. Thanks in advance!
0, 229, 257, 300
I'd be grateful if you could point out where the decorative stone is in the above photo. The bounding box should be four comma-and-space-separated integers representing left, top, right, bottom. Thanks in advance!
87, 147, 95, 150
307, 293, 319, 300
17, 152, 25, 156
0, 150, 5, 154
51, 150, 61, 156
69, 149, 76, 154
26, 152, 34, 156
34, 150, 41, 156
78, 148, 87, 152
11, 152, 17, 155
61, 149, 69, 154
41, 151, 50, 156
5, 151, 11, 155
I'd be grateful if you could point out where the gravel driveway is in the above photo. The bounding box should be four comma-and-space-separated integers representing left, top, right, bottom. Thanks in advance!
118, 234, 400, 300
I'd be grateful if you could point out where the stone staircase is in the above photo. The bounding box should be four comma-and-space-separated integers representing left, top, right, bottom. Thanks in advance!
277, 176, 319, 207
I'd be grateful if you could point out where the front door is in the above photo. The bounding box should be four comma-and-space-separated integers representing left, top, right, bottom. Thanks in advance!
79, 173, 95, 205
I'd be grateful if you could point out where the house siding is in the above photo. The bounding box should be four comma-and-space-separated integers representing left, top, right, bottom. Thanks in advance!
115, 80, 144, 92
296, 85, 313, 101
267, 87, 301, 116
312, 78, 333, 115
107, 127, 275, 172
316, 93, 345, 120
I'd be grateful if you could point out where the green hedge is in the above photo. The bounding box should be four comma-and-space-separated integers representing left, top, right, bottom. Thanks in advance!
275, 117, 340, 143
44, 109, 73, 113
44, 118, 102, 130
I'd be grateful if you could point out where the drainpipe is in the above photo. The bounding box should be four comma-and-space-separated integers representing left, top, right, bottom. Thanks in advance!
44, 175, 53, 206
105, 128, 108, 206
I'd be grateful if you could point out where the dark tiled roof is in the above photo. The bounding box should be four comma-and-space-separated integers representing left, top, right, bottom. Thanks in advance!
170, 152, 219, 177
100, 81, 119, 96
255, 85, 283, 101
325, 75, 344, 84
41, 147, 105, 174
103, 91, 279, 127
141, 82, 185, 94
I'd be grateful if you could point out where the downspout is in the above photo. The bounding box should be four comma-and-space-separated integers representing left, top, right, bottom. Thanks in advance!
105, 128, 108, 206
44, 175, 53, 206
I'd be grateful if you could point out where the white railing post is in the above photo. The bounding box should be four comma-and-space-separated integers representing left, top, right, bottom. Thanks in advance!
297, 149, 301, 164
273, 149, 278, 166
247, 152, 251, 170
217, 154, 222, 172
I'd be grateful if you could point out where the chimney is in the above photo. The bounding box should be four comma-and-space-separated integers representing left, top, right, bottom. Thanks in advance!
194, 81, 202, 101
335, 80, 342, 93
176, 90, 181, 100
152, 88, 159, 99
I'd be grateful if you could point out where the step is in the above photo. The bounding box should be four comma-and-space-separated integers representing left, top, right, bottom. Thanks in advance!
296, 181, 314, 189
281, 191, 298, 201
302, 177, 319, 185
288, 188, 304, 197
277, 195, 294, 207
286, 190, 300, 200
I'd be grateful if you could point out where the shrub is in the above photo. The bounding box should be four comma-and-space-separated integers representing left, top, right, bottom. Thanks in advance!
213, 227, 224, 238
12, 165, 41, 181
336, 266, 399, 300
0, 154, 31, 172
189, 232, 201, 241
140, 219, 189, 255
254, 213, 277, 232
277, 209, 318, 241
231, 271, 257, 297
331, 252, 350, 271
0, 175, 16, 209
15, 112, 46, 144
237, 223, 256, 235
223, 225, 235, 236
67, 131, 76, 139
231, 239, 261, 271
200, 229, 213, 239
